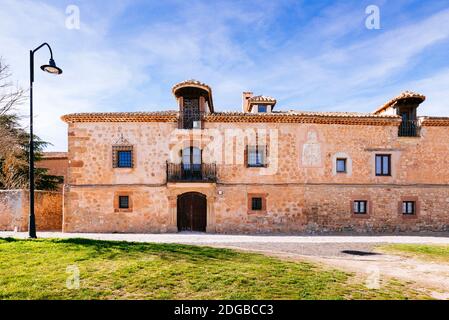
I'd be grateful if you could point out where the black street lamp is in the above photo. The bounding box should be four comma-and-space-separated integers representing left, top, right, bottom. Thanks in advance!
29, 43, 63, 239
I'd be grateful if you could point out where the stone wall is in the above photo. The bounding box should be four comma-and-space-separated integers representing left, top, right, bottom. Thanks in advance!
63, 186, 172, 233
63, 120, 449, 234
0, 190, 62, 231
212, 185, 449, 233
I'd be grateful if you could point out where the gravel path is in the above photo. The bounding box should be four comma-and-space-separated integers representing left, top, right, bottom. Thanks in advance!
2, 231, 449, 245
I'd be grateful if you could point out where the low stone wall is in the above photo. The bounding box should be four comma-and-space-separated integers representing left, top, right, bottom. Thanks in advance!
0, 190, 62, 231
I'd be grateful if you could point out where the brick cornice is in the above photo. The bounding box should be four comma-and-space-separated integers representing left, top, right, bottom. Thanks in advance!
62, 111, 449, 127
61, 111, 178, 123
204, 113, 401, 126
420, 117, 449, 127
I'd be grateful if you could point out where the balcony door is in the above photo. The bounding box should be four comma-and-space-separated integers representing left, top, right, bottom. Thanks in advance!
182, 147, 202, 180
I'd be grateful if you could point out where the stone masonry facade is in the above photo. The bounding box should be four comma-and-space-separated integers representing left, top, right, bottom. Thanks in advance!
61, 81, 449, 233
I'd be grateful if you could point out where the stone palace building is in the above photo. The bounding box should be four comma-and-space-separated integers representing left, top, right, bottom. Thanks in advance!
61, 80, 449, 233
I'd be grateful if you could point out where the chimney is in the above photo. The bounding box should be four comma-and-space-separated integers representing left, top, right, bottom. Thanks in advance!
242, 92, 253, 112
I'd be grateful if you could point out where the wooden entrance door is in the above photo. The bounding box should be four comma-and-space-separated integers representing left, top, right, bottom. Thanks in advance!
177, 192, 207, 232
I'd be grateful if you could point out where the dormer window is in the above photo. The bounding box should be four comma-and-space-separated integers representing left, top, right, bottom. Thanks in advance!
172, 80, 214, 129
257, 105, 267, 113
242, 93, 276, 113
373, 91, 425, 137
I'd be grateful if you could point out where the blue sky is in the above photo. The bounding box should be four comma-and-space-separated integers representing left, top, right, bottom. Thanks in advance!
1, 0, 449, 150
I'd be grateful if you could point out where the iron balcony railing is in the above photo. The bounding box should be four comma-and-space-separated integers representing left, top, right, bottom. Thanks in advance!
178, 110, 205, 129
398, 120, 420, 137
167, 162, 217, 182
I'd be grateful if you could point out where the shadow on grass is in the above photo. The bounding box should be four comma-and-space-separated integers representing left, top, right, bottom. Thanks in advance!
0, 237, 242, 262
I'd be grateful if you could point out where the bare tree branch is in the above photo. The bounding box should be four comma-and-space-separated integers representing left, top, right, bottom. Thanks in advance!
0, 57, 27, 115
0, 57, 26, 158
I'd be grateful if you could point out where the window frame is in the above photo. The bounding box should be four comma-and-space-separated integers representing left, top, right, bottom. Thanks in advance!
353, 200, 368, 215
114, 192, 133, 212
336, 158, 347, 173
402, 201, 415, 215
251, 197, 263, 211
117, 150, 133, 168
247, 193, 267, 214
246, 145, 268, 168
118, 195, 129, 209
375, 154, 391, 176
398, 197, 419, 218
350, 197, 371, 218
112, 145, 134, 169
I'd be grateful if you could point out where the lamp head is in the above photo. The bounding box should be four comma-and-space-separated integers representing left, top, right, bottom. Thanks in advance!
40, 58, 63, 75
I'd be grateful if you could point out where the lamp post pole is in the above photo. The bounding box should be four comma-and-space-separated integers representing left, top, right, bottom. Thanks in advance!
28, 43, 63, 239
29, 49, 36, 238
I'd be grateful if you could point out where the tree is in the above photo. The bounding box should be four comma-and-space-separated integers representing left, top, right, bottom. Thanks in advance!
0, 58, 62, 191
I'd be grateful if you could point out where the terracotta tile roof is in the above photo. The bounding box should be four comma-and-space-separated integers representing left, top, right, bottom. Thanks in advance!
374, 91, 426, 114
209, 110, 399, 118
62, 110, 402, 125
171, 79, 214, 111
61, 111, 178, 123
420, 117, 449, 126
248, 95, 276, 103
172, 79, 211, 93
204, 111, 401, 125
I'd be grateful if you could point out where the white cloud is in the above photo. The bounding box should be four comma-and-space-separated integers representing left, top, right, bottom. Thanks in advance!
0, 0, 448, 151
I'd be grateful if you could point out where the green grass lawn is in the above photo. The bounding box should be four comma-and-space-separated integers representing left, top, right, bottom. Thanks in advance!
378, 244, 449, 263
0, 238, 429, 300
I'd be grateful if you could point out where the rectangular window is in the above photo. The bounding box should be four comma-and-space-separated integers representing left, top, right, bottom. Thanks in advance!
258, 105, 267, 113
402, 201, 415, 215
353, 200, 368, 214
375, 154, 391, 176
247, 145, 266, 167
117, 150, 132, 168
113, 145, 134, 168
251, 197, 263, 211
118, 196, 129, 209
336, 158, 347, 173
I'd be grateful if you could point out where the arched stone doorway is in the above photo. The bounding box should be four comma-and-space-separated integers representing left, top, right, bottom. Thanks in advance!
177, 192, 207, 232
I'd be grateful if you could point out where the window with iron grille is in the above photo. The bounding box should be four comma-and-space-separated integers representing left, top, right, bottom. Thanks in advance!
375, 154, 391, 176
119, 196, 129, 209
353, 200, 368, 214
336, 158, 347, 173
402, 201, 415, 215
112, 145, 134, 168
251, 197, 263, 211
247, 145, 267, 167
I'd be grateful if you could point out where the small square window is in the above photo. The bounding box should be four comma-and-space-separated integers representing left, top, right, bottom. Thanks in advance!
375, 154, 391, 176
113, 145, 134, 168
117, 150, 132, 168
402, 201, 415, 215
119, 196, 129, 209
353, 200, 367, 214
251, 197, 263, 211
336, 158, 347, 173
